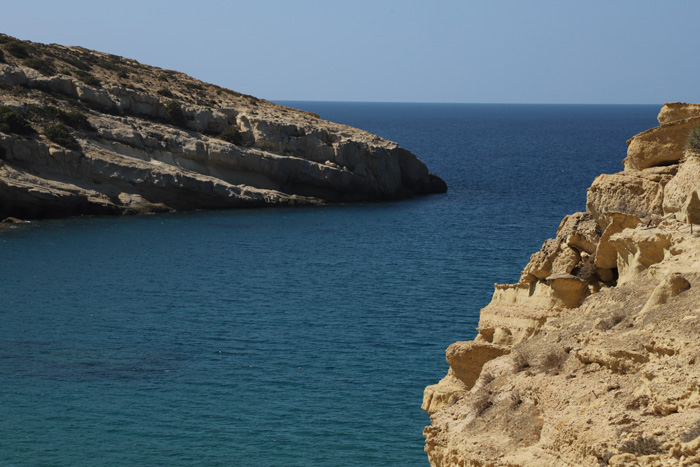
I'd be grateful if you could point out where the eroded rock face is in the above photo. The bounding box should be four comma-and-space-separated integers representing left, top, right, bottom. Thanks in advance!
624, 117, 700, 170
587, 171, 668, 219
424, 104, 700, 466
657, 102, 700, 125
663, 153, 700, 221
0, 36, 445, 219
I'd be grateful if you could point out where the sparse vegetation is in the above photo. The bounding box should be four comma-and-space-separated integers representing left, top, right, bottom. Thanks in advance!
619, 436, 660, 456
157, 87, 174, 98
95, 57, 120, 71
3, 39, 30, 58
0, 105, 34, 135
688, 125, 700, 153
681, 419, 700, 442
512, 345, 566, 374
471, 391, 492, 416
59, 54, 92, 71
163, 100, 187, 128
511, 349, 532, 372
22, 58, 56, 76
0, 49, 5, 63
116, 69, 129, 79
33, 105, 96, 132
532, 347, 566, 373
43, 122, 80, 149
185, 82, 203, 91
157, 73, 170, 82
219, 125, 242, 145
76, 70, 101, 86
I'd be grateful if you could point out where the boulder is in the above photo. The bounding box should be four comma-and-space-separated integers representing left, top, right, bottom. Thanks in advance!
587, 172, 664, 218
624, 116, 700, 170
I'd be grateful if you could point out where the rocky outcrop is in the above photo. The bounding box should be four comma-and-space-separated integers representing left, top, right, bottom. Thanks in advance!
424, 103, 700, 466
0, 35, 445, 219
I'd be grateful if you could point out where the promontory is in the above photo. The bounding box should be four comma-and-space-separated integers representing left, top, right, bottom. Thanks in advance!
0, 35, 445, 219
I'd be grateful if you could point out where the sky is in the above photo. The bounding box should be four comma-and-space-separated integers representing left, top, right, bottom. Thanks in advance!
2, 0, 699, 104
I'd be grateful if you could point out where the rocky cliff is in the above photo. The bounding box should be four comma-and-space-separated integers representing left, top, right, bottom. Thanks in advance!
423, 103, 700, 466
0, 35, 445, 220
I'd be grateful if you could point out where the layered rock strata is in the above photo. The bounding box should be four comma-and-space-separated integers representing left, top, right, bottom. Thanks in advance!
0, 35, 445, 219
423, 103, 700, 466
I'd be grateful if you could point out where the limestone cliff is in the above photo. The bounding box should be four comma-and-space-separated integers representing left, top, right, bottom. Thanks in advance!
0, 35, 445, 219
423, 103, 700, 466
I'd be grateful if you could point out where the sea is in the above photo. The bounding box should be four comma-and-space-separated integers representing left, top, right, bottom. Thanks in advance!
0, 102, 660, 466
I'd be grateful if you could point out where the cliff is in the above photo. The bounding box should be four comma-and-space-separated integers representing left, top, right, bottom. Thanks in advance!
0, 35, 445, 220
423, 103, 700, 466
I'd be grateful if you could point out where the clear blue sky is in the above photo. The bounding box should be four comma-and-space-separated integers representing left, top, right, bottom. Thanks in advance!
3, 0, 699, 104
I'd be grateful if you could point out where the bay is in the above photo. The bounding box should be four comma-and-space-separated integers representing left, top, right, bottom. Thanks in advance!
0, 102, 659, 466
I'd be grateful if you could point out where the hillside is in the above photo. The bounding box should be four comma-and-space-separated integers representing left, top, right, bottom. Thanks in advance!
423, 103, 700, 466
0, 34, 445, 219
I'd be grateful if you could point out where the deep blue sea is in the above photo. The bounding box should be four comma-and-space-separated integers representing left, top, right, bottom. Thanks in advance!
1, 103, 659, 466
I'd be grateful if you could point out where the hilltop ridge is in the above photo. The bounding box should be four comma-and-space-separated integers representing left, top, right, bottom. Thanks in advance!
0, 34, 445, 219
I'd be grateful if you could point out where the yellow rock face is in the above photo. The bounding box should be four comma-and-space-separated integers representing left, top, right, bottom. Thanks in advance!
624, 116, 700, 170
424, 104, 700, 467
657, 102, 700, 125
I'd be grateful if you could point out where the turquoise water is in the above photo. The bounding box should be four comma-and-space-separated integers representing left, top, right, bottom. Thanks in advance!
1, 103, 659, 466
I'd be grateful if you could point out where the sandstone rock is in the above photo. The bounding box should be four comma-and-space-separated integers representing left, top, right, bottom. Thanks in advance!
587, 172, 664, 218
594, 212, 640, 270
546, 273, 589, 308
624, 116, 700, 170
422, 341, 509, 415
684, 191, 700, 225
639, 273, 691, 316
521, 212, 601, 281
421, 372, 470, 416
662, 154, 700, 220
424, 104, 700, 466
445, 341, 509, 389
609, 228, 672, 285
657, 102, 700, 125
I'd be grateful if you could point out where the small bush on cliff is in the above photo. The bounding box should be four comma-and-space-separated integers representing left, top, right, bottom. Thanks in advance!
3, 40, 30, 58
0, 106, 34, 135
157, 87, 174, 98
59, 54, 92, 72
38, 106, 96, 132
76, 70, 101, 86
688, 125, 700, 153
22, 58, 56, 76
0, 145, 6, 159
163, 100, 187, 128
219, 125, 242, 145
43, 123, 80, 150
0, 49, 5, 63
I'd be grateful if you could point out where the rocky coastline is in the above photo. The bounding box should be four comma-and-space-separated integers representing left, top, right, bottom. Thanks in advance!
423, 103, 700, 466
0, 35, 445, 221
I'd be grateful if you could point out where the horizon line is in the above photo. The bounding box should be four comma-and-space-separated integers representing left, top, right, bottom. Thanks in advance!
271, 99, 667, 106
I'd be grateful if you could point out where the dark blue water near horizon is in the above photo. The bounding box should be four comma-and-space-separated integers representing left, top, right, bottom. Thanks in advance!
1, 103, 659, 466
